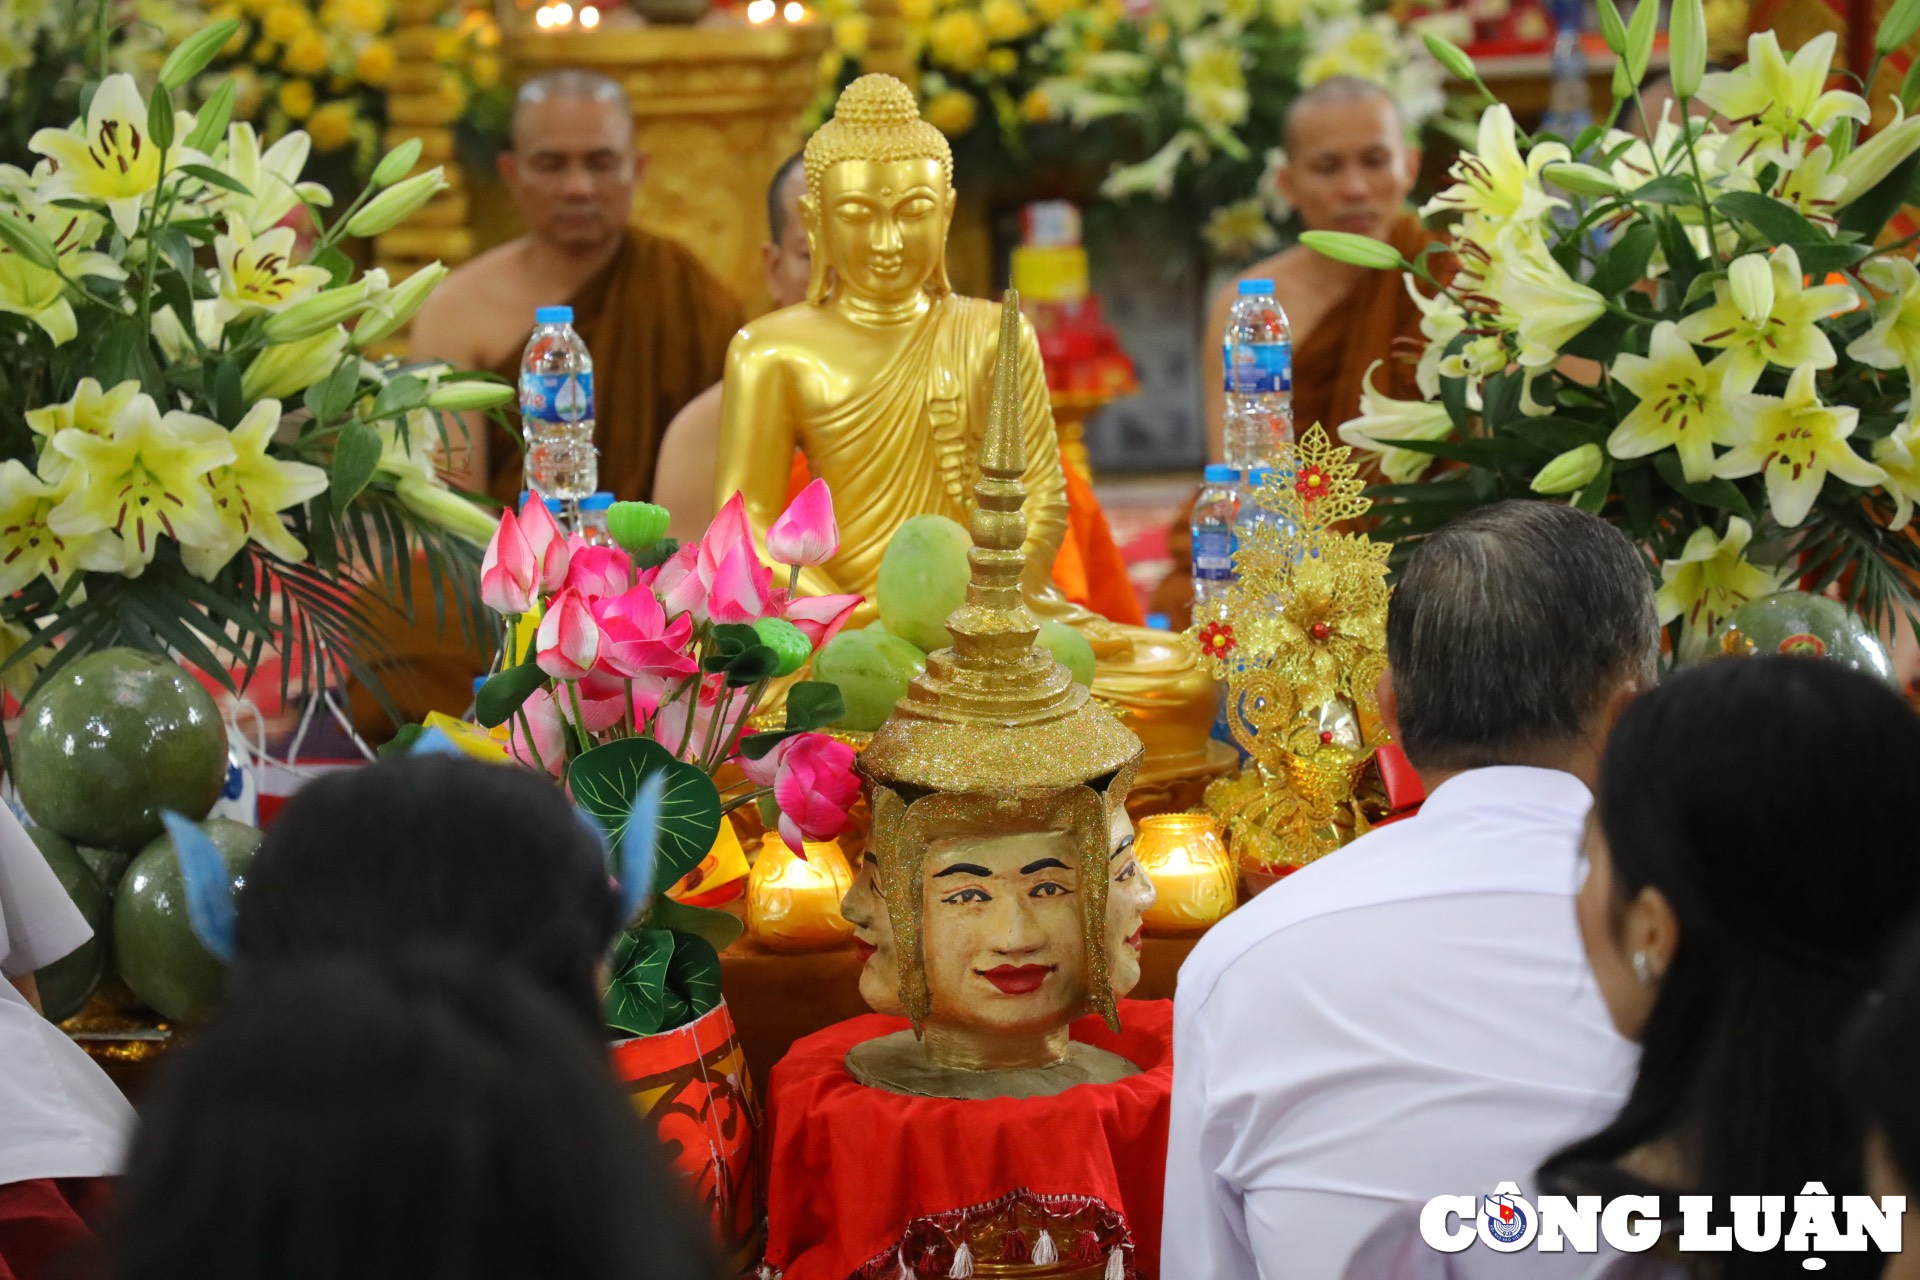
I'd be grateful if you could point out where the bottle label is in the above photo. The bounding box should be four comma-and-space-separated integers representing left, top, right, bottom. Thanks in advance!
1223, 342, 1292, 395
1192, 529, 1237, 582
520, 371, 594, 425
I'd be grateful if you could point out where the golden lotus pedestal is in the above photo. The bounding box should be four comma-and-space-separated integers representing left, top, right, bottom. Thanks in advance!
507, 23, 831, 315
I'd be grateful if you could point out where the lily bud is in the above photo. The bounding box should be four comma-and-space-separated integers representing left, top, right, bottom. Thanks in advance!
369, 137, 425, 189
1422, 33, 1478, 84
398, 478, 499, 546
261, 279, 373, 342
1623, 0, 1657, 85
344, 168, 447, 238
426, 380, 515, 412
160, 19, 240, 90
352, 261, 447, 347
607, 500, 670, 554
1668, 0, 1706, 98
243, 327, 350, 400
1595, 0, 1628, 56
1834, 102, 1920, 208
1531, 444, 1605, 495
1728, 254, 1776, 326
1299, 230, 1408, 271
1543, 162, 1620, 197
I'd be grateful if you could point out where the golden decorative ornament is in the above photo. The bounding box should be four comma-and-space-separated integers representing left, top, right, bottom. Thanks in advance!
1191, 425, 1393, 877
746, 833, 857, 951
848, 294, 1147, 1099
1132, 813, 1235, 936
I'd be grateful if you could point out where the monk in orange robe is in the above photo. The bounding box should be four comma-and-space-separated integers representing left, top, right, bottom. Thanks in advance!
347, 70, 740, 737
1153, 76, 1447, 628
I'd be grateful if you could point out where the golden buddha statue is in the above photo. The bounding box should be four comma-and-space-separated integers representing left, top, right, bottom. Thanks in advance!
712, 73, 1220, 783
841, 297, 1149, 1101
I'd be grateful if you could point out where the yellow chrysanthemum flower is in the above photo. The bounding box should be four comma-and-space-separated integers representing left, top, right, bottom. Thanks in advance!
981, 0, 1031, 40
986, 47, 1018, 76
899, 0, 935, 22
284, 30, 330, 76
356, 38, 395, 85
924, 88, 978, 136
308, 101, 356, 152
834, 14, 870, 55
929, 9, 988, 71
470, 53, 500, 89
279, 78, 316, 120
1021, 86, 1052, 122
1032, 0, 1076, 22
263, 0, 310, 44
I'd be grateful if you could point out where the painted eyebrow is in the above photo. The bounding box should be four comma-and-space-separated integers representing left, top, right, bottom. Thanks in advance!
1109, 836, 1135, 862
1021, 857, 1070, 874
934, 862, 993, 878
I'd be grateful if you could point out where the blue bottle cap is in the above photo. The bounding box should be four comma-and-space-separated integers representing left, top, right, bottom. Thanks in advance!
472, 677, 489, 694
1203, 464, 1241, 484
578, 493, 614, 510
1248, 467, 1276, 485
1237, 278, 1275, 295
535, 305, 574, 324
1145, 612, 1171, 631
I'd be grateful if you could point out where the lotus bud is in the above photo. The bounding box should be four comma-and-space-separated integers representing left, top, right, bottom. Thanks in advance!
344, 168, 447, 238
369, 137, 425, 189
426, 380, 515, 412
261, 279, 373, 342
352, 261, 447, 347
607, 501, 670, 554
1728, 254, 1775, 326
1543, 162, 1620, 196
1530, 444, 1605, 495
1299, 230, 1408, 271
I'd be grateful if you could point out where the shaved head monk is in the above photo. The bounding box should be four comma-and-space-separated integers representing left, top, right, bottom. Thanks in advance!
410, 69, 743, 503
1202, 76, 1443, 457
652, 151, 811, 541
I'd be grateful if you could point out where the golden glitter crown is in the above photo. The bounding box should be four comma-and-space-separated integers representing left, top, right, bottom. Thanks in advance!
858, 294, 1143, 796
858, 293, 1142, 1035
1190, 426, 1393, 873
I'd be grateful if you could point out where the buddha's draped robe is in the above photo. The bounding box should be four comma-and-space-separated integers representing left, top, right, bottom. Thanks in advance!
483, 227, 744, 503
347, 227, 741, 740
1151, 212, 1451, 629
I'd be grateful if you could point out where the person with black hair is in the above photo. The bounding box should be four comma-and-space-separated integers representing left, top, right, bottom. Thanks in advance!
1166, 501, 1658, 1280
233, 754, 621, 1035
107, 953, 714, 1280
1848, 933, 1920, 1280
1347, 656, 1920, 1280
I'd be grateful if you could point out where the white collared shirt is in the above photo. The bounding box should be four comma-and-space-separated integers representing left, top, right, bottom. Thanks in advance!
1162, 767, 1637, 1280
0, 808, 133, 1184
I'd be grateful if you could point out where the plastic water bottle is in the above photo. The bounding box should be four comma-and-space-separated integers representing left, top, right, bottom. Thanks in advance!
1237, 467, 1278, 545
519, 305, 598, 508
1222, 279, 1294, 471
1190, 464, 1241, 621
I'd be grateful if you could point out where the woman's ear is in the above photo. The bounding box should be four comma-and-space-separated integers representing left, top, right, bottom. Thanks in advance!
1625, 884, 1680, 982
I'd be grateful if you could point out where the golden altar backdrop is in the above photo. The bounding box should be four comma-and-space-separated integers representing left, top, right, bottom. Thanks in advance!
505, 22, 830, 315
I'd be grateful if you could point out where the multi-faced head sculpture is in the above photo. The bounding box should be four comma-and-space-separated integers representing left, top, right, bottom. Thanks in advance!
799, 74, 958, 308
846, 297, 1149, 1081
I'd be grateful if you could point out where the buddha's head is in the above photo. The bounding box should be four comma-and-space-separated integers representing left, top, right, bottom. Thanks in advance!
843, 797, 1154, 1019
801, 74, 956, 306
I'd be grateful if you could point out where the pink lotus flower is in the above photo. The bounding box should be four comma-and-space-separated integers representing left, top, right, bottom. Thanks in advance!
593, 585, 698, 681
750, 732, 859, 851
708, 541, 775, 625
562, 539, 634, 601
654, 675, 755, 766
508, 688, 566, 775
649, 544, 709, 623
564, 668, 643, 734
784, 593, 861, 650
518, 490, 571, 594
480, 507, 537, 616
767, 479, 840, 567
698, 493, 753, 584
534, 587, 599, 680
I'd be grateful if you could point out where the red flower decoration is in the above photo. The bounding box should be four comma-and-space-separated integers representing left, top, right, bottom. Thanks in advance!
1296, 466, 1331, 502
1198, 620, 1237, 657
1309, 621, 1332, 642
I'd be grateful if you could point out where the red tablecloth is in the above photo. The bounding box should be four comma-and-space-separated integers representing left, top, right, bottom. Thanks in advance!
764, 1000, 1173, 1280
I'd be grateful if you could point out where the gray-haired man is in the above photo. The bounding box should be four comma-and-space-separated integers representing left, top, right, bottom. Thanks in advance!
1163, 501, 1655, 1280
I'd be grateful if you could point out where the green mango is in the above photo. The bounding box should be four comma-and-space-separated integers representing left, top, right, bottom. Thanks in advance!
25, 828, 108, 1023
1715, 591, 1895, 682
877, 514, 972, 653
112, 818, 261, 1023
14, 649, 227, 851
813, 628, 928, 731
1037, 622, 1097, 688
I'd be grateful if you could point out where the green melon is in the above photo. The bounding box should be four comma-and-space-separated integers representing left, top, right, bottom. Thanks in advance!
813, 628, 928, 731
877, 514, 972, 654
1037, 622, 1097, 688
112, 818, 261, 1023
13, 649, 227, 851
1715, 592, 1895, 682
25, 828, 108, 1023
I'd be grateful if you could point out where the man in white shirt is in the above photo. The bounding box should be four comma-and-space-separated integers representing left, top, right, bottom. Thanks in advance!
0, 806, 134, 1277
1163, 501, 1656, 1280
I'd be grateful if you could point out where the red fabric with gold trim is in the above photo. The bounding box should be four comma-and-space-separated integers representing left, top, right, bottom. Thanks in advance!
763, 1000, 1173, 1280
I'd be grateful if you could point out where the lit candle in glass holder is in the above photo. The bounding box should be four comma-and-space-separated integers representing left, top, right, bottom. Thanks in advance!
746, 833, 856, 952
1135, 814, 1236, 936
